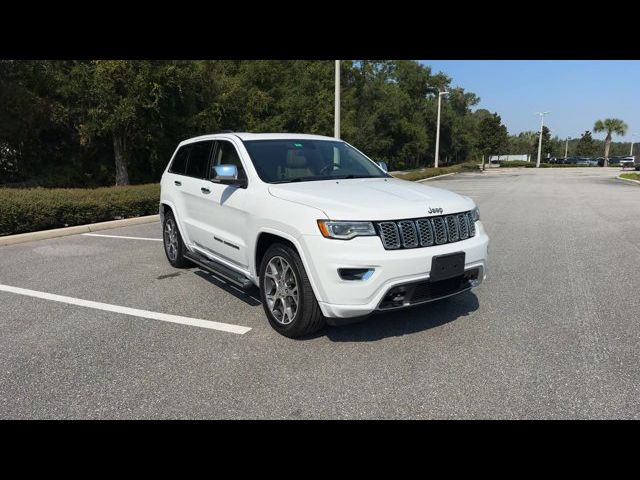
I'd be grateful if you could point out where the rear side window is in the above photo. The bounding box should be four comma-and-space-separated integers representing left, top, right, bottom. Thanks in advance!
185, 141, 213, 178
169, 145, 190, 175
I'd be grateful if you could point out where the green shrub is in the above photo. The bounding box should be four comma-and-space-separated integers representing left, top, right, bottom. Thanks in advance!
497, 160, 535, 168
0, 184, 160, 236
394, 161, 406, 171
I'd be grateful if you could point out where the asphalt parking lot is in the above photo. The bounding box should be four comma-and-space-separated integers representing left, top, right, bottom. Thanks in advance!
1, 167, 639, 419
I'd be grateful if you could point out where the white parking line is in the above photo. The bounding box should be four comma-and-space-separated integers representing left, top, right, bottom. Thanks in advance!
0, 283, 251, 335
82, 233, 162, 241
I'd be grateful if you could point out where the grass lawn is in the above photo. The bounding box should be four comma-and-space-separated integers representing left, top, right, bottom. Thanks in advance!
619, 173, 640, 181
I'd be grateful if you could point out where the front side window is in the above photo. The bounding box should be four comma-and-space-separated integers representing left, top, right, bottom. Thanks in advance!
211, 140, 247, 180
243, 139, 387, 183
185, 141, 213, 178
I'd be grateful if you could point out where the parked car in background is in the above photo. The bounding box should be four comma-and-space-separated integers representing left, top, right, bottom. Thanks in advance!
576, 158, 598, 166
620, 156, 636, 170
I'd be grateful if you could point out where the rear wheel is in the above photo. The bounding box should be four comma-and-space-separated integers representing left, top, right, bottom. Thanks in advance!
163, 210, 191, 268
259, 243, 325, 338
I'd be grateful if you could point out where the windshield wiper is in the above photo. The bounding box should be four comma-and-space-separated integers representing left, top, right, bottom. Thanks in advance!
271, 177, 331, 184
333, 174, 379, 180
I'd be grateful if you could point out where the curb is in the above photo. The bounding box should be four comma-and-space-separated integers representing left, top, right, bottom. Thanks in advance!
416, 172, 457, 182
617, 176, 640, 186
0, 214, 160, 247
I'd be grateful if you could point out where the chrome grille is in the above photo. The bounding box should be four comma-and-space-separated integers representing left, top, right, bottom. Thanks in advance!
397, 220, 418, 248
376, 210, 477, 250
432, 217, 447, 245
467, 212, 476, 237
378, 222, 401, 249
415, 219, 434, 247
457, 213, 469, 240
445, 215, 459, 242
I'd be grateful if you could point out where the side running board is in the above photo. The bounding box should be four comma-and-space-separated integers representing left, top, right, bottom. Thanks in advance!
184, 251, 253, 289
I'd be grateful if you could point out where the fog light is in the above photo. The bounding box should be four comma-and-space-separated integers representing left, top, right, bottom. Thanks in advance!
338, 268, 374, 281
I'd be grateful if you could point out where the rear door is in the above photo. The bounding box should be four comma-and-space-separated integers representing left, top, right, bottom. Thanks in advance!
163, 144, 192, 240
179, 140, 215, 248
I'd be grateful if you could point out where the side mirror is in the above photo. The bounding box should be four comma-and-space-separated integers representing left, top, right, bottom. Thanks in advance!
376, 161, 388, 173
212, 164, 245, 186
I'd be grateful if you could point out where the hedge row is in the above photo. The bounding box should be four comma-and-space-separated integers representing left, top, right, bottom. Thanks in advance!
393, 162, 479, 181
0, 184, 160, 236
496, 160, 535, 168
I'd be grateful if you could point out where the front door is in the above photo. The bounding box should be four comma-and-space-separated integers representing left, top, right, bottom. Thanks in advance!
192, 139, 251, 270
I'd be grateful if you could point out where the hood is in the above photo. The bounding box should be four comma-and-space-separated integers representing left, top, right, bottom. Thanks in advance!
268, 177, 474, 220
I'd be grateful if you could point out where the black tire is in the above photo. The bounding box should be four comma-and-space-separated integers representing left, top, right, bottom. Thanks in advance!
259, 243, 325, 338
162, 210, 192, 268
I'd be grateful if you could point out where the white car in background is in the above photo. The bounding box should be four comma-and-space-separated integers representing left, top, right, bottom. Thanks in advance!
160, 133, 489, 337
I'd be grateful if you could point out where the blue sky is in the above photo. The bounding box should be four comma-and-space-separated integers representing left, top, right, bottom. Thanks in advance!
419, 61, 640, 142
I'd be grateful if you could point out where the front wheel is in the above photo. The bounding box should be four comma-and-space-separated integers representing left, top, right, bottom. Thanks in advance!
162, 210, 192, 268
259, 243, 325, 338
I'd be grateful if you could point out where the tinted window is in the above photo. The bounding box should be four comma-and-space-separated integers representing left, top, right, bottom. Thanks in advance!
211, 141, 247, 180
185, 141, 213, 178
243, 139, 386, 183
169, 145, 190, 175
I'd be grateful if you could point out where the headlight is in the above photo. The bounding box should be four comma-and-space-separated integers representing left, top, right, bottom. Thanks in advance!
317, 220, 376, 240
470, 206, 480, 222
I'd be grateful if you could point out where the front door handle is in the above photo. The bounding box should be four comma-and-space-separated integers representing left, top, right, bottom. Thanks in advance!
201, 187, 211, 194
174, 180, 182, 186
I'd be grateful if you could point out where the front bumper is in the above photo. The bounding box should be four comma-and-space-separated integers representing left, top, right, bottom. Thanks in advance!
299, 221, 489, 319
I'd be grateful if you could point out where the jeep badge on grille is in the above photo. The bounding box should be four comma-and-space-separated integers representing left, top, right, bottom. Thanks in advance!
428, 207, 443, 214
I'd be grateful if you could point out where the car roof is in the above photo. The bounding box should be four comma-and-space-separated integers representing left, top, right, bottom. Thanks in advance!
179, 132, 341, 146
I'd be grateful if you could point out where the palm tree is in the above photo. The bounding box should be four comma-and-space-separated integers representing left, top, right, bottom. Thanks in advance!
593, 118, 628, 167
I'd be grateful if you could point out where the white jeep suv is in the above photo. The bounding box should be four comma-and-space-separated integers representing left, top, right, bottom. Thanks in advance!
160, 133, 488, 337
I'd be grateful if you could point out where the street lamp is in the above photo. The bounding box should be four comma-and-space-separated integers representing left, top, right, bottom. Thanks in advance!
434, 90, 449, 168
565, 136, 571, 161
334, 60, 340, 139
630, 133, 639, 156
535, 111, 550, 168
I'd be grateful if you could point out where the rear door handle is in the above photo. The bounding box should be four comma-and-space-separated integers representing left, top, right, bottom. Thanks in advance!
201, 187, 211, 194
174, 180, 182, 186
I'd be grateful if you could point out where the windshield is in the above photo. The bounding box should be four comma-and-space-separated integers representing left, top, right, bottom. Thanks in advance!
242, 139, 388, 183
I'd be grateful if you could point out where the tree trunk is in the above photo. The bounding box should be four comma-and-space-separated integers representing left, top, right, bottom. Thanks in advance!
113, 132, 130, 186
603, 133, 612, 168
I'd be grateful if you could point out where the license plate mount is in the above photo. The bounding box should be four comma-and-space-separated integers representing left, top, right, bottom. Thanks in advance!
430, 252, 465, 282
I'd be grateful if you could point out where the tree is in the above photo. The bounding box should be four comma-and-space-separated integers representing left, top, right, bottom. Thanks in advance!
540, 125, 553, 160
66, 61, 166, 185
575, 130, 597, 157
593, 118, 628, 167
476, 112, 508, 163
508, 130, 538, 158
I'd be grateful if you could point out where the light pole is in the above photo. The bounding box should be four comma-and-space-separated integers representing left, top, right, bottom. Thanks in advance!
565, 136, 571, 161
630, 133, 638, 156
535, 111, 550, 168
434, 90, 449, 168
334, 60, 340, 139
